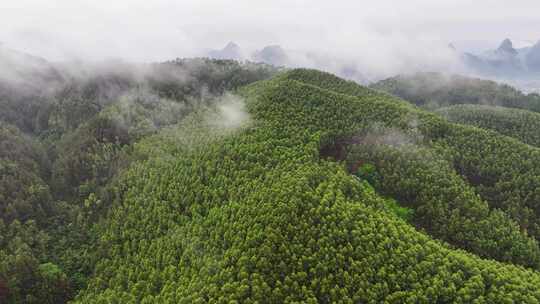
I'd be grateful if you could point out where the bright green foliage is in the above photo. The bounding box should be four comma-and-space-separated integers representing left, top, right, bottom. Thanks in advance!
437, 124, 540, 239
355, 165, 413, 222
306, 70, 540, 246
355, 163, 379, 186
72, 69, 540, 302
347, 143, 540, 268
438, 104, 540, 147
36, 263, 72, 303
5, 63, 540, 302
0, 59, 279, 302
385, 197, 415, 223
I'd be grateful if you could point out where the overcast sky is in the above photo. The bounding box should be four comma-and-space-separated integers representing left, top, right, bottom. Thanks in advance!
1, 0, 539, 78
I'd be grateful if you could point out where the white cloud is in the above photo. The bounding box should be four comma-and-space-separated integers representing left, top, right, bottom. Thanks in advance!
1, 0, 539, 79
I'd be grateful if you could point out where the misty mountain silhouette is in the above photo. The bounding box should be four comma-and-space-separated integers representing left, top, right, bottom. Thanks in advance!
526, 41, 540, 71
207, 43, 289, 67
0, 44, 63, 91
461, 38, 540, 77
497, 38, 518, 56
252, 45, 289, 66
207, 42, 243, 60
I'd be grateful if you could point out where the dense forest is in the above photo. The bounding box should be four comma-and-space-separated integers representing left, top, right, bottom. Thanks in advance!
3, 54, 540, 302
371, 72, 540, 112
0, 56, 279, 303
437, 104, 540, 147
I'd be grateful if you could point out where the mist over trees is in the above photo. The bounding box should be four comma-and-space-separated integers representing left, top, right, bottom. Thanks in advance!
3, 39, 540, 302
0, 54, 278, 303
371, 71, 540, 110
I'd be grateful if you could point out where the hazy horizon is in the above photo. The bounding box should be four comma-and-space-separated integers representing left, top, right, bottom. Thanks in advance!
2, 0, 540, 88
2, 1, 539, 62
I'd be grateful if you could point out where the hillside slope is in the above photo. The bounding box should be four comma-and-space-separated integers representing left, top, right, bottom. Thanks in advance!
0, 58, 279, 303
75, 69, 540, 303
437, 104, 540, 147
371, 72, 540, 111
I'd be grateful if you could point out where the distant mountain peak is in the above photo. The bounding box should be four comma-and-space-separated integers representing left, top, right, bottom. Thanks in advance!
224, 41, 239, 49
460, 37, 540, 77
497, 38, 518, 55
220, 42, 241, 55
499, 38, 513, 48
208, 42, 243, 60
253, 45, 288, 66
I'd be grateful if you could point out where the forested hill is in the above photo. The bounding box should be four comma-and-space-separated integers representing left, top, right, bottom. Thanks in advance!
4, 63, 540, 302
0, 58, 279, 303
437, 104, 540, 147
370, 71, 540, 111
76, 69, 540, 302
